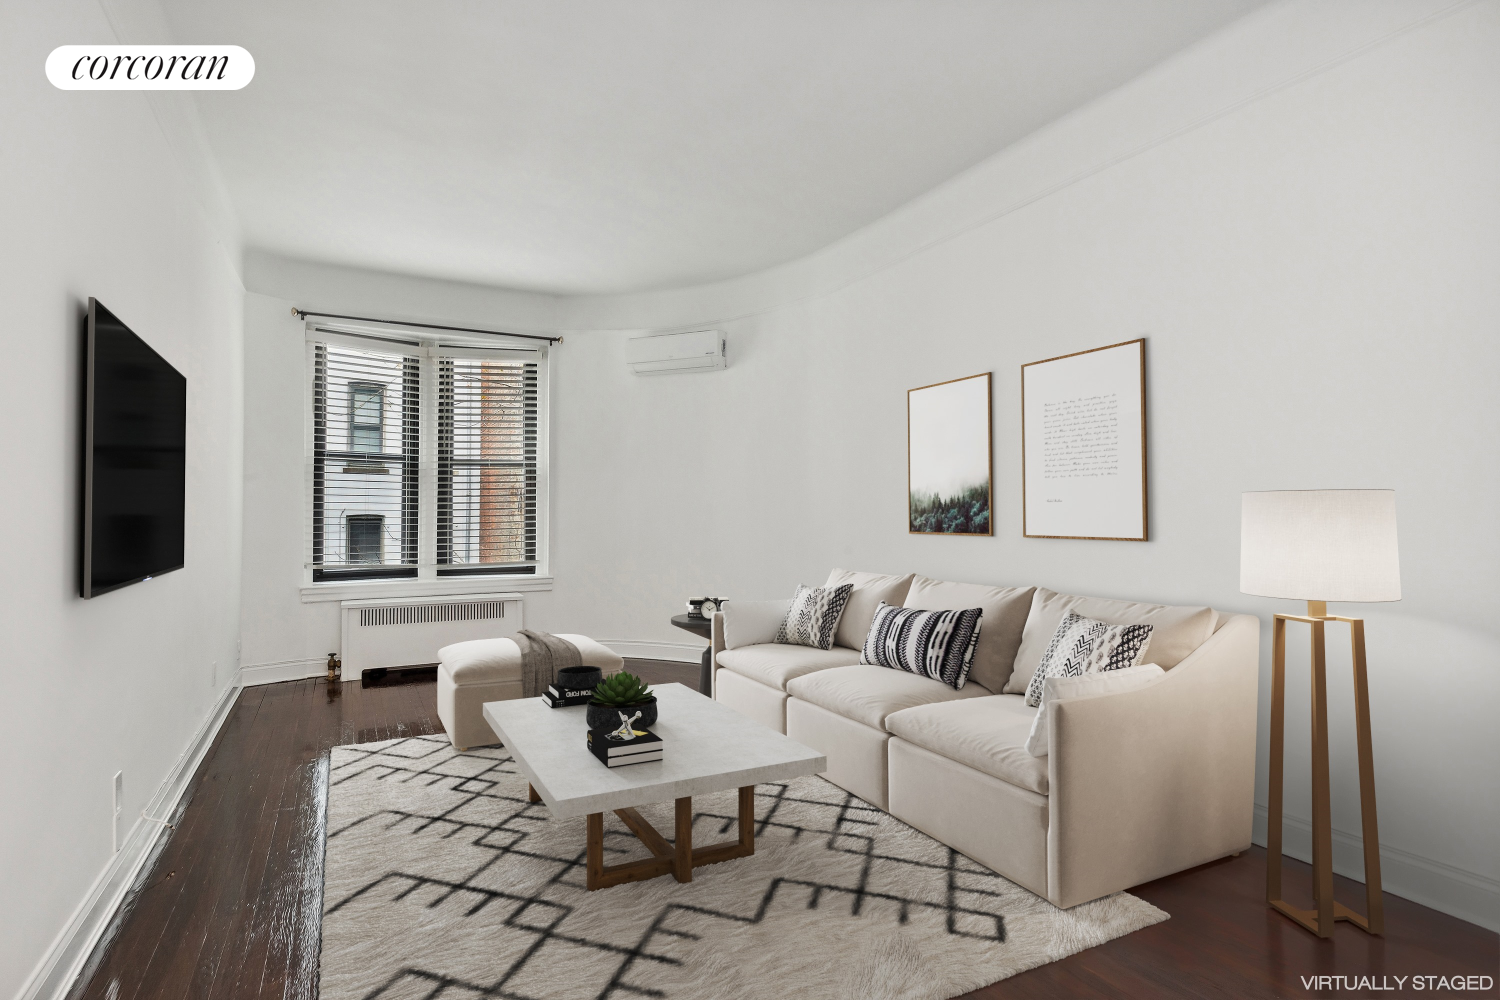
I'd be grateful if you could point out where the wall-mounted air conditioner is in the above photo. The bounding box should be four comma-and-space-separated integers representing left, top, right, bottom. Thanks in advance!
626, 330, 726, 375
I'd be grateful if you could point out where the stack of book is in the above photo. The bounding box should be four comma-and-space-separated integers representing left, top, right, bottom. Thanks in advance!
587, 727, 664, 768
542, 682, 594, 708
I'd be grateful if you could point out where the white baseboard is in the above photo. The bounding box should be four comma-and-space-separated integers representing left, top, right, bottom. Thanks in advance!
240, 656, 328, 686
1252, 804, 1499, 932
601, 639, 707, 663
16, 678, 243, 1000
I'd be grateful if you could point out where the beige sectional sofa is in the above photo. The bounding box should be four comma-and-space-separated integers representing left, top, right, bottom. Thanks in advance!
710, 569, 1259, 908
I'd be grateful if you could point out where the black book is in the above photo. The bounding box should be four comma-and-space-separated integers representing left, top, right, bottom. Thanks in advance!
587, 727, 664, 767
542, 691, 591, 708
547, 684, 596, 700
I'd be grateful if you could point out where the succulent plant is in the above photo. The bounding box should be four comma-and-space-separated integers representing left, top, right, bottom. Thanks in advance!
589, 671, 654, 707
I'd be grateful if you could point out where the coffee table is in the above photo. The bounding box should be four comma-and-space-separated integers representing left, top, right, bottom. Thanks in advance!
482, 682, 826, 891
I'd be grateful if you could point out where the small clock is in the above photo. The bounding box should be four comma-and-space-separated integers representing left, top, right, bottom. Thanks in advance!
700, 598, 720, 617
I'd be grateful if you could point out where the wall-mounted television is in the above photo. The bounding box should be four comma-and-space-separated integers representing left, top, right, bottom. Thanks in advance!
82, 298, 186, 598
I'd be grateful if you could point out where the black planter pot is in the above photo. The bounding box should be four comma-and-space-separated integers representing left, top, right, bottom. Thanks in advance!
587, 696, 657, 732
555, 665, 603, 693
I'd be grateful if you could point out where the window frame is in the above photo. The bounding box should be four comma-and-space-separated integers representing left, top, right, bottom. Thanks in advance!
345, 513, 385, 564
347, 381, 385, 455
302, 322, 551, 596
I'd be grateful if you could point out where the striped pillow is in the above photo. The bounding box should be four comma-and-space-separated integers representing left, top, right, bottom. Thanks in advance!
775, 584, 854, 650
1024, 611, 1154, 707
860, 602, 984, 690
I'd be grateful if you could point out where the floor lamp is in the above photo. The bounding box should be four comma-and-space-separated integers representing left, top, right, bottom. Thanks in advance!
1240, 489, 1399, 938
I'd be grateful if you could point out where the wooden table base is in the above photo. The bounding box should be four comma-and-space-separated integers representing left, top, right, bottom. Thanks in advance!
584, 785, 755, 891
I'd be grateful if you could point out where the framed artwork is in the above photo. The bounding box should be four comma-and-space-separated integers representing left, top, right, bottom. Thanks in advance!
908, 372, 993, 535
1021, 339, 1147, 540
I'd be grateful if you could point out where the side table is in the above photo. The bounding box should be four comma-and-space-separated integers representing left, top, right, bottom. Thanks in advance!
670, 613, 713, 695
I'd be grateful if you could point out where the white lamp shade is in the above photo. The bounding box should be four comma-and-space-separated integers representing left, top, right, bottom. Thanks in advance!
1240, 490, 1401, 602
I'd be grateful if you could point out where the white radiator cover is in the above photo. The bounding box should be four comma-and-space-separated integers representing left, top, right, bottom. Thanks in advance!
340, 592, 524, 675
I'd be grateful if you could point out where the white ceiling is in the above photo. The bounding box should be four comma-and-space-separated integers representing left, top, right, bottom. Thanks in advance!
163, 0, 1266, 295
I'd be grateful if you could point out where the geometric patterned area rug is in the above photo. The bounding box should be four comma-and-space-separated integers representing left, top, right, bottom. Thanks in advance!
320, 736, 1167, 1000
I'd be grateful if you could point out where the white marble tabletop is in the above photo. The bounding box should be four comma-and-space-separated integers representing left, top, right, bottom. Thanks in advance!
482, 682, 827, 817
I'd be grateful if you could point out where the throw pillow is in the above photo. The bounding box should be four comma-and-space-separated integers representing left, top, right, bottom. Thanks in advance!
824, 568, 915, 652
1024, 611, 1154, 707
901, 577, 1034, 694
1004, 587, 1214, 695
860, 601, 984, 690
1024, 663, 1165, 757
720, 599, 792, 650
775, 584, 854, 650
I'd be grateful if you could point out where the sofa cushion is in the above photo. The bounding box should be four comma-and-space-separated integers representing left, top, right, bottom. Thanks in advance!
438, 634, 622, 685
825, 568, 915, 652
886, 695, 1047, 795
1004, 588, 1217, 696
716, 643, 861, 692
903, 576, 1035, 694
786, 664, 991, 732
721, 599, 792, 649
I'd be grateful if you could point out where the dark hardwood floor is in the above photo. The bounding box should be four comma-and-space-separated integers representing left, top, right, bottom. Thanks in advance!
72, 662, 1496, 1000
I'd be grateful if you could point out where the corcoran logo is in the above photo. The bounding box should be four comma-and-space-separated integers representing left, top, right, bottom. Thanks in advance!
46, 45, 254, 90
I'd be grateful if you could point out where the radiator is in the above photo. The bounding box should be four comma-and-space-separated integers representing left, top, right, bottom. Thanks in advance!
340, 592, 524, 676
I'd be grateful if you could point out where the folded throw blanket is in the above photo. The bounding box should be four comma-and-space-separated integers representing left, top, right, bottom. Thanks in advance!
514, 630, 583, 698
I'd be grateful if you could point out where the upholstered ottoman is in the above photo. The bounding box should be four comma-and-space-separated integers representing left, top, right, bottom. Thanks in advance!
436, 634, 624, 750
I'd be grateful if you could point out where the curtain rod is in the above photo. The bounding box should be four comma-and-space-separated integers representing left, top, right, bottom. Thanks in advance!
292, 308, 562, 344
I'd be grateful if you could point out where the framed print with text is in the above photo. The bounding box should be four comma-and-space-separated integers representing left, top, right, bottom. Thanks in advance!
908, 372, 992, 536
1022, 339, 1147, 540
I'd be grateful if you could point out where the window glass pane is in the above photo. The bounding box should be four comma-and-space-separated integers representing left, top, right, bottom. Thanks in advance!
350, 424, 381, 453
346, 515, 384, 563
309, 336, 543, 582
437, 358, 537, 569
351, 384, 383, 425
349, 382, 384, 453
310, 344, 418, 575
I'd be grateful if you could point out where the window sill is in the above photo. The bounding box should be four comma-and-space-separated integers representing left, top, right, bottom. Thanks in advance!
300, 575, 554, 603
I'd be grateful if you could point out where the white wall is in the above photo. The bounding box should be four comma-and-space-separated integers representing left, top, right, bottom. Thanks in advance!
0, 1, 246, 995
235, 0, 1500, 928
547, 0, 1498, 926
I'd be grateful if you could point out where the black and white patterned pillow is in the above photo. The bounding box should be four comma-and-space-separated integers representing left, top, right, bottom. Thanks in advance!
775, 584, 854, 650
1024, 611, 1153, 707
860, 602, 984, 690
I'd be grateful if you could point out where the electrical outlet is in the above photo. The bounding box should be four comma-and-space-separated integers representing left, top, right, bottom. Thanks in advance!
112, 771, 124, 852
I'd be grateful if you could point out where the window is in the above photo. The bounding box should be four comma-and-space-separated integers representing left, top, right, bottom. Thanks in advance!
437, 358, 537, 573
348, 382, 384, 453
346, 514, 384, 563
307, 327, 547, 584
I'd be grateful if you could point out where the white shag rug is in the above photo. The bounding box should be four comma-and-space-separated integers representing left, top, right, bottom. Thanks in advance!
319, 735, 1166, 1000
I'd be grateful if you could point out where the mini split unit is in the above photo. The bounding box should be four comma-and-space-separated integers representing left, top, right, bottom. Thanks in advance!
626, 330, 726, 375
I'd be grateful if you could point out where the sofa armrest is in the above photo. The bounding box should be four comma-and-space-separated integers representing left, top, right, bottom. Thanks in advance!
1046, 613, 1260, 907
710, 611, 726, 698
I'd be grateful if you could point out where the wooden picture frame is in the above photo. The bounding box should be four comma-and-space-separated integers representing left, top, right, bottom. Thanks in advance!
908, 372, 993, 536
1021, 339, 1147, 540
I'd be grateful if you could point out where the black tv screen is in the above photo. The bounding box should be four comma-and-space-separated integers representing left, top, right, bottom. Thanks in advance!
82, 298, 186, 598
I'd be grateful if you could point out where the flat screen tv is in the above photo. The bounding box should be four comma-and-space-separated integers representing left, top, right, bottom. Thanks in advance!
82, 298, 186, 598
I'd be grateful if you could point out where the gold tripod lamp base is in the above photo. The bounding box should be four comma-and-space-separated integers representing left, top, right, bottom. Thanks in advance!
1266, 600, 1384, 937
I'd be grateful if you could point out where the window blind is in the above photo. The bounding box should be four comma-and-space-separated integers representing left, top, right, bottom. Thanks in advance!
437, 356, 538, 573
306, 328, 546, 583
309, 341, 420, 579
